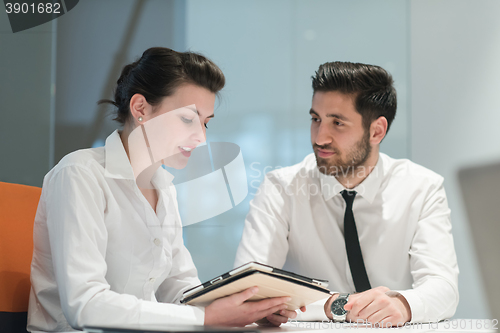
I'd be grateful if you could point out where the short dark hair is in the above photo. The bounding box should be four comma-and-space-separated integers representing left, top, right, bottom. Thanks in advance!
312, 61, 397, 133
100, 47, 225, 124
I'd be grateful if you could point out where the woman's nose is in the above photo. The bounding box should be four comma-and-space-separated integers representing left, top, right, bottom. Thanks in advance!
191, 123, 206, 143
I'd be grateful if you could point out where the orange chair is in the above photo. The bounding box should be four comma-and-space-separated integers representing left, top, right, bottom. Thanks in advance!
0, 182, 42, 333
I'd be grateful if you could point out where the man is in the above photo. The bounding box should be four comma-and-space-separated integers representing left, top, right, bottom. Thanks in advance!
235, 62, 459, 326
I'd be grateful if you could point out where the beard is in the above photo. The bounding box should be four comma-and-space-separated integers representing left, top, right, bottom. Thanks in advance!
314, 129, 372, 178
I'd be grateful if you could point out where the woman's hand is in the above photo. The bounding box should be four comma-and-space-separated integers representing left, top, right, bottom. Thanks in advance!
204, 287, 292, 327
257, 305, 306, 327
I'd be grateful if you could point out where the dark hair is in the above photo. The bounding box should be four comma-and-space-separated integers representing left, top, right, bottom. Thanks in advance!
100, 47, 225, 124
311, 61, 397, 133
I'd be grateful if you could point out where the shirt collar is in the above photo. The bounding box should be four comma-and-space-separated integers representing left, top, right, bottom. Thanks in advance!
151, 165, 175, 190
104, 130, 175, 188
319, 153, 384, 204
104, 130, 135, 180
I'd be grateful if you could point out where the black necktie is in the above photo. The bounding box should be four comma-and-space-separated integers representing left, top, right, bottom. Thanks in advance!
341, 190, 371, 292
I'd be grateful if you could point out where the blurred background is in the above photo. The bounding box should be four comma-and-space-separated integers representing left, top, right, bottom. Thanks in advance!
1, 0, 499, 319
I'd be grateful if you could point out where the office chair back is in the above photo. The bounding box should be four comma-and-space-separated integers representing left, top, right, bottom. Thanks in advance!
0, 182, 42, 333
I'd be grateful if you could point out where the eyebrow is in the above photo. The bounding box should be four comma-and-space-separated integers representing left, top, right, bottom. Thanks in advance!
309, 109, 349, 121
193, 109, 215, 118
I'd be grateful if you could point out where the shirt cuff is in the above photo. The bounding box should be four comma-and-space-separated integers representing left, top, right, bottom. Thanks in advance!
294, 297, 330, 322
395, 289, 425, 323
140, 301, 205, 326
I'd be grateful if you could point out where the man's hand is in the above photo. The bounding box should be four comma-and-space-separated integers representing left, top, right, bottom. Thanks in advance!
204, 287, 292, 327
324, 287, 411, 327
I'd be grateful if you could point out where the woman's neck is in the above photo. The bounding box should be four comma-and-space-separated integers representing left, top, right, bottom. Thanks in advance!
119, 122, 134, 161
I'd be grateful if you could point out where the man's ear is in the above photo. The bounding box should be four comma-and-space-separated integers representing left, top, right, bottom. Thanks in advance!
370, 116, 388, 145
129, 94, 150, 123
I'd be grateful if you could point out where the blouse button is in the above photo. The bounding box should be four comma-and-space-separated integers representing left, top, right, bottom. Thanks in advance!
154, 238, 161, 246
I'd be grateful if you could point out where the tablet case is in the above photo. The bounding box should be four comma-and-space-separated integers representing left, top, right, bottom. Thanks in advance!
180, 262, 331, 310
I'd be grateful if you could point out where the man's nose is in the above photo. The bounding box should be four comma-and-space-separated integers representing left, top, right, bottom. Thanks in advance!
314, 123, 332, 146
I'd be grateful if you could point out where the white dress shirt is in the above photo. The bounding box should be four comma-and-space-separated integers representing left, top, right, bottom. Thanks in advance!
28, 130, 204, 332
235, 153, 459, 323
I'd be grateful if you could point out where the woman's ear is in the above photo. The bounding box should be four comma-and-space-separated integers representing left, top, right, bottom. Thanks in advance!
370, 116, 388, 145
129, 94, 150, 123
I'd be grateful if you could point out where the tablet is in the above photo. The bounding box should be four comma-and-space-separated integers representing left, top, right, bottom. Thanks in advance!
180, 262, 331, 310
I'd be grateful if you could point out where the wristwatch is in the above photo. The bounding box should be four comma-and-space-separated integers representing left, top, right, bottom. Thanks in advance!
330, 293, 350, 322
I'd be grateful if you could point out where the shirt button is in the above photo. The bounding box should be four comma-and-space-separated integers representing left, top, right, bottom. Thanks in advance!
149, 277, 156, 283
154, 238, 161, 246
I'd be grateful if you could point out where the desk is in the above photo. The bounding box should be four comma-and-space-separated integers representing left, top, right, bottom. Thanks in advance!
41, 319, 498, 333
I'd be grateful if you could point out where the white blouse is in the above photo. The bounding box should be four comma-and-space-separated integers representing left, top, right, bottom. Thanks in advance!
28, 130, 204, 332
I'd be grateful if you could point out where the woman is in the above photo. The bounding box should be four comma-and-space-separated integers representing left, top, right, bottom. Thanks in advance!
27, 48, 296, 331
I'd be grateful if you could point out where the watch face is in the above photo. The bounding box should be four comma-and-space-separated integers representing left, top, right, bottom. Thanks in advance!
331, 298, 348, 316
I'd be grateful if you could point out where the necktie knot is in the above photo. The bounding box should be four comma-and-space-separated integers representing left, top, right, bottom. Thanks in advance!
341, 190, 357, 208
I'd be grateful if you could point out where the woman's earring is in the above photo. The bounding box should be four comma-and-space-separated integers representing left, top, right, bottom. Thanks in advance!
138, 116, 143, 122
